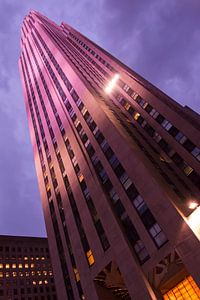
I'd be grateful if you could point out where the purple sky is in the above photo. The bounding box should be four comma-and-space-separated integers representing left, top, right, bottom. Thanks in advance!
0, 0, 199, 237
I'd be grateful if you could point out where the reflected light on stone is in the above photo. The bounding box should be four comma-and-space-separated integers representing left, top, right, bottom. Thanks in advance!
187, 206, 200, 240
188, 201, 198, 210
105, 74, 119, 94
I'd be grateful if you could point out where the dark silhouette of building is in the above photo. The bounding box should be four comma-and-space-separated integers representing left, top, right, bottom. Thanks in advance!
0, 235, 57, 300
19, 10, 200, 299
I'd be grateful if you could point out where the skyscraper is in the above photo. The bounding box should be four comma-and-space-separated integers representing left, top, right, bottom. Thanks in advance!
19, 10, 200, 300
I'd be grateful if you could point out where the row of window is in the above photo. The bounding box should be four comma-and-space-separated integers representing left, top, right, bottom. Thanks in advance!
117, 94, 200, 189
123, 86, 200, 163
33, 30, 151, 264
32, 29, 110, 253
29, 34, 96, 267
20, 55, 75, 300
69, 90, 168, 249
0, 247, 49, 253
69, 29, 200, 168
68, 31, 117, 73
67, 29, 200, 194
24, 44, 86, 300
38, 29, 168, 249
61, 31, 185, 203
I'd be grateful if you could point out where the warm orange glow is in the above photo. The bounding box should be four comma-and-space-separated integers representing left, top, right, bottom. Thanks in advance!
5, 264, 10, 269
86, 250, 95, 266
133, 112, 140, 120
18, 264, 22, 269
163, 276, 200, 299
12, 264, 16, 269
105, 74, 119, 94
0, 264, 3, 269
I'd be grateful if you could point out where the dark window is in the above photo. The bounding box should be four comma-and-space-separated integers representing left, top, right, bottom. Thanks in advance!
145, 104, 153, 113
168, 126, 179, 137
140, 209, 156, 229
114, 163, 125, 178
126, 183, 138, 201
155, 114, 165, 124
183, 139, 195, 152
144, 124, 155, 137
127, 106, 135, 115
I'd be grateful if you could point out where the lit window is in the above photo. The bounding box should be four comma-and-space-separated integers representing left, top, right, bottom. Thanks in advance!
78, 174, 84, 182
133, 112, 140, 120
163, 276, 200, 300
39, 280, 42, 285
0, 265, 3, 269
5, 264, 10, 269
12, 272, 17, 277
31, 271, 35, 276
32, 281, 36, 285
31, 264, 34, 268
6, 272, 9, 278
12, 264, 16, 269
74, 268, 80, 282
25, 272, 29, 277
41, 257, 45, 260
124, 103, 131, 111
44, 280, 48, 284
183, 164, 193, 176
18, 264, 22, 269
86, 250, 95, 266
0, 273, 3, 278
25, 264, 29, 269
24, 256, 28, 260
19, 272, 23, 277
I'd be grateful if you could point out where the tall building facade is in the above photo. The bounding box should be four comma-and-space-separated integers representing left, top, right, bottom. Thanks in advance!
0, 235, 57, 300
19, 11, 200, 300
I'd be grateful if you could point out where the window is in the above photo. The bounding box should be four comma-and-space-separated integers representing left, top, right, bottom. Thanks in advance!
149, 223, 167, 247
191, 147, 200, 157
168, 126, 179, 137
183, 139, 195, 152
156, 114, 165, 124
133, 195, 148, 215
145, 104, 153, 113
134, 240, 149, 262
133, 112, 140, 120
86, 250, 95, 266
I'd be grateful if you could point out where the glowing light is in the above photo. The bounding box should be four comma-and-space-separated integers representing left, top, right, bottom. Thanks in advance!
105, 74, 120, 94
187, 206, 200, 240
188, 201, 198, 210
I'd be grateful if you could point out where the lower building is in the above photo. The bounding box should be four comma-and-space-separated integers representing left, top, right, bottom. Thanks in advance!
0, 235, 57, 300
